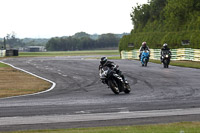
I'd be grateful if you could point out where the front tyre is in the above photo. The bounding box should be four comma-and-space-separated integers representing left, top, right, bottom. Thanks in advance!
163, 59, 167, 68
108, 80, 120, 94
144, 62, 147, 67
144, 59, 148, 67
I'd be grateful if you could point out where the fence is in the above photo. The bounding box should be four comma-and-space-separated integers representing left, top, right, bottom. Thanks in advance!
121, 48, 200, 61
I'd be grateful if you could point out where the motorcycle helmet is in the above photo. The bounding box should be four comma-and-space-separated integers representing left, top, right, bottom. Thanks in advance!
142, 42, 147, 47
163, 43, 168, 49
100, 57, 107, 65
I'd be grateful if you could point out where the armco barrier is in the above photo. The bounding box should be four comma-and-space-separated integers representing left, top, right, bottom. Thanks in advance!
194, 49, 200, 61
121, 48, 200, 62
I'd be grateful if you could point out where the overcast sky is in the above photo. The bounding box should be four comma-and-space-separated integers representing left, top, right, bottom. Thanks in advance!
0, 0, 148, 38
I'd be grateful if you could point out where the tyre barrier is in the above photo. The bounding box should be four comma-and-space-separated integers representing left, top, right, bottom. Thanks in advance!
0, 50, 18, 57
0, 50, 6, 57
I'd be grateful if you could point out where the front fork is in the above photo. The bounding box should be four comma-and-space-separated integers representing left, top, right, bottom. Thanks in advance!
113, 74, 127, 91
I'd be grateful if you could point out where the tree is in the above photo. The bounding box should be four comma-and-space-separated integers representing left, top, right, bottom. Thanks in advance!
45, 32, 121, 51
164, 0, 194, 27
149, 0, 167, 21
73, 32, 90, 39
5, 32, 24, 48
131, 3, 151, 30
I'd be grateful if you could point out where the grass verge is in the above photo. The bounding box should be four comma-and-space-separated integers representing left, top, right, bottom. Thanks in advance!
1, 122, 200, 133
0, 62, 9, 67
19, 50, 120, 57
150, 59, 200, 69
0, 62, 52, 98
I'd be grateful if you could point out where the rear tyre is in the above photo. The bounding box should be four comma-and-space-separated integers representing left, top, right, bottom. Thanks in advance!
124, 84, 131, 94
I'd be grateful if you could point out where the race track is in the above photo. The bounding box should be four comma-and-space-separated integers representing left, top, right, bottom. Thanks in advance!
0, 56, 200, 131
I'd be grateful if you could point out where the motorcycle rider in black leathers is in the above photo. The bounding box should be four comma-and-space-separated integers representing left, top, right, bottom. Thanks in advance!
139, 42, 150, 60
99, 57, 128, 85
160, 43, 171, 63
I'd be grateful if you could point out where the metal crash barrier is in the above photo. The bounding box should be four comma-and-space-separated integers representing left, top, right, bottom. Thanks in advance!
121, 48, 200, 61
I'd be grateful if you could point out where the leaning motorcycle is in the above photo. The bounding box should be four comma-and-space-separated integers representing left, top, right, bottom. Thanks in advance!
99, 66, 131, 94
141, 50, 149, 67
162, 51, 171, 68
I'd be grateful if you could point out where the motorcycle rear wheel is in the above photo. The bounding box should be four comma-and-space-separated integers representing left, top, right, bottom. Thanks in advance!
124, 84, 131, 94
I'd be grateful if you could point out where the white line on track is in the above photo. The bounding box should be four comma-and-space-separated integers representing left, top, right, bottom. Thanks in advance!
0, 108, 200, 126
0, 61, 56, 100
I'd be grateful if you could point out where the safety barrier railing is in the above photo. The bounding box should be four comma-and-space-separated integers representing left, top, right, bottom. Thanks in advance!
121, 48, 200, 61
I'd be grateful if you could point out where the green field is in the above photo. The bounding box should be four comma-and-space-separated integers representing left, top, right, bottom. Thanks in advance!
19, 50, 120, 57
1, 122, 200, 133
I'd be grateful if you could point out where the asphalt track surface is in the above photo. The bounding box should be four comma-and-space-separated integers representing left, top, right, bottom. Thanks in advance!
0, 56, 200, 131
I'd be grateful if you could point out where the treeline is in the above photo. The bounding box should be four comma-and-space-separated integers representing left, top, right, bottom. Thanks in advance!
119, 0, 200, 51
46, 32, 125, 51
22, 38, 49, 46
0, 32, 48, 49
0, 33, 25, 49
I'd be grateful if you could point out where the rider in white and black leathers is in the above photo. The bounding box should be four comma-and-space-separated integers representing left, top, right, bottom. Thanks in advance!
139, 42, 150, 60
99, 57, 128, 85
160, 43, 171, 63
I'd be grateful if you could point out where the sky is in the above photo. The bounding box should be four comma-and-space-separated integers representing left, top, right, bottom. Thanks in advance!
0, 0, 148, 38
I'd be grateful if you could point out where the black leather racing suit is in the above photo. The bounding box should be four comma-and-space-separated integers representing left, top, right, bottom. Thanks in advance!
160, 47, 171, 62
99, 61, 127, 84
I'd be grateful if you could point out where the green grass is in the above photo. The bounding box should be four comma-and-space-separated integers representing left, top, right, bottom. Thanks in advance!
19, 50, 120, 57
108, 56, 121, 60
150, 59, 200, 69
1, 122, 200, 133
0, 62, 9, 67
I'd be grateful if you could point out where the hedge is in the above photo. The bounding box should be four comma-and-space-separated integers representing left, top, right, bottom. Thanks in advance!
119, 31, 200, 52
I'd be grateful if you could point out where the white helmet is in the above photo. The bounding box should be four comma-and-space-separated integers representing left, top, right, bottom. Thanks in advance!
163, 43, 168, 47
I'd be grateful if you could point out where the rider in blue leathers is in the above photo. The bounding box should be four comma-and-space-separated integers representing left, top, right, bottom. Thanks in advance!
139, 42, 150, 60
141, 50, 149, 65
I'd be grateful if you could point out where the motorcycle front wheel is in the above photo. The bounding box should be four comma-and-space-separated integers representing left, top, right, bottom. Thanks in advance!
108, 80, 120, 94
163, 59, 168, 68
144, 59, 148, 67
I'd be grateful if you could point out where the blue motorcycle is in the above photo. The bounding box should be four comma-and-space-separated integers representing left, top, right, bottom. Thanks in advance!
141, 50, 149, 67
